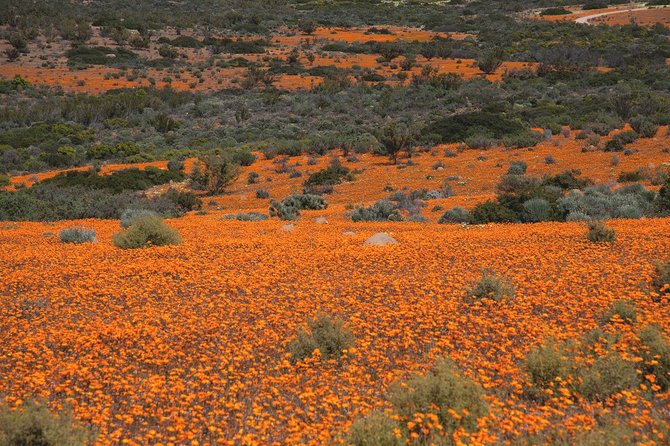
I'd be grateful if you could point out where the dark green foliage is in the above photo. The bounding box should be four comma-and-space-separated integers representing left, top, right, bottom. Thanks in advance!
469, 200, 518, 224
0, 185, 189, 222
655, 174, 670, 216
540, 7, 572, 16
0, 401, 94, 446
255, 189, 270, 199
376, 122, 416, 164
112, 215, 181, 248
288, 314, 354, 361
59, 227, 96, 244
233, 212, 269, 221
424, 112, 528, 144
40, 167, 184, 193
350, 199, 403, 222
66, 46, 138, 66
303, 158, 352, 194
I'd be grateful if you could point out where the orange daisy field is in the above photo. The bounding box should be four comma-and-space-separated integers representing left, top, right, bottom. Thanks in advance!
1, 130, 670, 444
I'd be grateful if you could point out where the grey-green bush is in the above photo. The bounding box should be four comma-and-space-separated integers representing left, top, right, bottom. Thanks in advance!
438, 207, 470, 224
586, 221, 615, 243
351, 199, 403, 222
59, 227, 96, 244
120, 208, 160, 228
522, 198, 551, 222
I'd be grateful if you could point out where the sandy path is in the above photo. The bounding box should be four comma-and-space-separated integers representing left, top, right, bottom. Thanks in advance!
575, 6, 649, 24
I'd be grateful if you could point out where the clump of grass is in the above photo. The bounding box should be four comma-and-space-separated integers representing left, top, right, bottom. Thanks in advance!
575, 352, 639, 401
586, 221, 615, 243
651, 258, 670, 298
469, 271, 515, 301
0, 401, 94, 445
346, 411, 402, 446
601, 299, 637, 324
524, 340, 570, 401
59, 227, 96, 244
112, 215, 181, 249
288, 314, 354, 362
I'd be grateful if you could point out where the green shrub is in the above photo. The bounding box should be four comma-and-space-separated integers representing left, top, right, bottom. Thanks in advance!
112, 216, 181, 249
438, 207, 470, 224
41, 167, 184, 193
424, 111, 528, 144
469, 271, 515, 301
59, 227, 96, 244
288, 314, 354, 361
0, 401, 94, 446
601, 300, 637, 324
0, 175, 9, 187
638, 325, 670, 390
351, 199, 403, 222
388, 359, 488, 439
586, 221, 615, 243
66, 46, 138, 66
346, 411, 402, 446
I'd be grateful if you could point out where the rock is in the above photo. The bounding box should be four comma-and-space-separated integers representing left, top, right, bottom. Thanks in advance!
314, 217, 328, 224
239, 195, 247, 201
343, 230, 356, 236
363, 232, 397, 246
436, 166, 444, 171
281, 223, 295, 232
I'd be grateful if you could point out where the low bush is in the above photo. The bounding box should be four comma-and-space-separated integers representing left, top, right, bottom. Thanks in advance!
0, 401, 94, 445
120, 209, 160, 228
59, 227, 96, 244
469, 200, 517, 224
575, 352, 639, 401
235, 212, 269, 221
438, 207, 470, 224
304, 158, 353, 194
112, 215, 181, 249
388, 359, 488, 442
522, 198, 552, 222
507, 161, 528, 175
350, 199, 403, 222
256, 189, 270, 199
469, 271, 515, 301
601, 300, 637, 324
586, 221, 615, 243
288, 314, 354, 362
